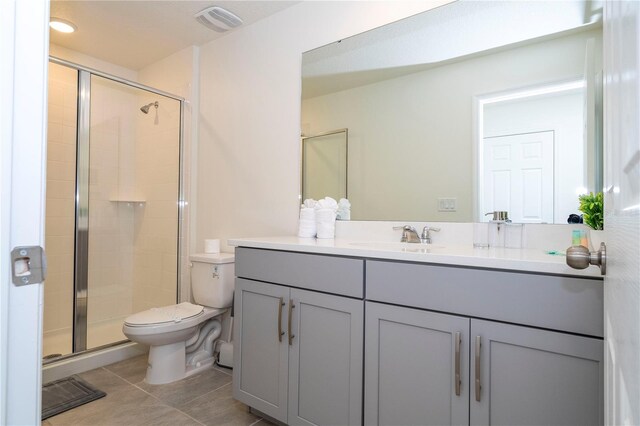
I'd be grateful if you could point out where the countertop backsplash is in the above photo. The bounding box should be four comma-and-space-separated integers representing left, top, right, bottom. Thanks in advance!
334, 221, 594, 252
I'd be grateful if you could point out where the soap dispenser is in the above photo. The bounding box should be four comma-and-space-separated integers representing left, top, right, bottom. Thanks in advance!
485, 211, 509, 248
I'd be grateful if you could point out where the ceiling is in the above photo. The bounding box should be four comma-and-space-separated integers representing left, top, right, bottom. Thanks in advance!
49, 1, 298, 70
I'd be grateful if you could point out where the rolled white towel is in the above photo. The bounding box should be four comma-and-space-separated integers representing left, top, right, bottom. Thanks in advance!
316, 196, 338, 211
303, 198, 317, 209
337, 198, 351, 220
298, 219, 316, 238
298, 204, 317, 237
316, 220, 336, 239
315, 208, 336, 239
299, 207, 315, 221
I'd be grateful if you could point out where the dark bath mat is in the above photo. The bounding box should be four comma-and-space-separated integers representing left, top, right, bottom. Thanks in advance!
42, 375, 106, 420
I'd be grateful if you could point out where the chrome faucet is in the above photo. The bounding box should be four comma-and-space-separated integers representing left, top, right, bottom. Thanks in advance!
420, 225, 440, 244
393, 225, 441, 244
393, 225, 421, 243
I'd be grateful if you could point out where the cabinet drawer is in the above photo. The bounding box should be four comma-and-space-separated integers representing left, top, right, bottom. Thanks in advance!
236, 247, 364, 298
366, 260, 603, 337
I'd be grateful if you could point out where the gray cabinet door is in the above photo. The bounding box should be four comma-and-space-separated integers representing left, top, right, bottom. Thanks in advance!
287, 288, 364, 426
233, 278, 289, 422
470, 319, 604, 426
365, 302, 470, 426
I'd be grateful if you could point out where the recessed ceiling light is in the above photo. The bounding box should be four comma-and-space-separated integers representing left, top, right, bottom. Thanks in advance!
49, 18, 77, 33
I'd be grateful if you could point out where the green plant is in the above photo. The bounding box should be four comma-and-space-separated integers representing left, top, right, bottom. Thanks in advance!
578, 192, 604, 230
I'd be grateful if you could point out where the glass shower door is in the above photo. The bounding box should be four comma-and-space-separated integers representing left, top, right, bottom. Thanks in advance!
43, 59, 183, 358
84, 75, 181, 350
43, 62, 79, 358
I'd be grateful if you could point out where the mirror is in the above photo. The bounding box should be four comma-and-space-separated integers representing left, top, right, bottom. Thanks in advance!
301, 0, 603, 223
301, 129, 348, 201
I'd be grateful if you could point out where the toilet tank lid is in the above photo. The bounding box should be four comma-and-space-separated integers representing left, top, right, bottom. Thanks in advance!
190, 252, 235, 264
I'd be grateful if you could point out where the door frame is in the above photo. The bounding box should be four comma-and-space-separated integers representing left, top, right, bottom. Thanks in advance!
0, 0, 50, 424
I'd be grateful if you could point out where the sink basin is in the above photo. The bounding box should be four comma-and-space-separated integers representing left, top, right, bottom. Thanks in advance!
348, 241, 446, 253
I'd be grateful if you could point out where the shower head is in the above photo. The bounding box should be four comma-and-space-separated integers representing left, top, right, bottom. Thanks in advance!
140, 101, 158, 114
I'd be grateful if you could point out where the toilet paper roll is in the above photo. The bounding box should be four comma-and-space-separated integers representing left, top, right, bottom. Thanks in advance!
204, 239, 220, 254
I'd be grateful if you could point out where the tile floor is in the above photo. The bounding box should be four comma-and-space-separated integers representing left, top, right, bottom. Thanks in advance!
43, 355, 273, 426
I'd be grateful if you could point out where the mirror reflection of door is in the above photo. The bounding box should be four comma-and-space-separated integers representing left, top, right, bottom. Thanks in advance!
480, 81, 586, 223
301, 129, 348, 201
483, 131, 554, 223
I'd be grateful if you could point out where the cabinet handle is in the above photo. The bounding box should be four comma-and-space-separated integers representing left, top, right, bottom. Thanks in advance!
475, 335, 482, 402
277, 297, 285, 342
455, 331, 461, 396
288, 299, 295, 346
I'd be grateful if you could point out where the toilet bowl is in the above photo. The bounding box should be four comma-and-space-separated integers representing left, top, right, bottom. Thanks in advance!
123, 253, 234, 385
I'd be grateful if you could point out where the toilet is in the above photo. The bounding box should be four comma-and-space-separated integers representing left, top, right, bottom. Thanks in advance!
123, 253, 235, 385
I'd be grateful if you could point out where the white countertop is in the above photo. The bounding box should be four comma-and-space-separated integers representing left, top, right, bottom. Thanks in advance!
228, 236, 603, 278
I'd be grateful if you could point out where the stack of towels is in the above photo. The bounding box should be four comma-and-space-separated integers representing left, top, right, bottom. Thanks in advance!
298, 199, 317, 238
337, 198, 351, 220
315, 197, 338, 239
298, 197, 341, 239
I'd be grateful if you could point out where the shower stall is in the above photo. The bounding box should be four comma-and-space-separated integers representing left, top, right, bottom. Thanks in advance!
43, 58, 183, 359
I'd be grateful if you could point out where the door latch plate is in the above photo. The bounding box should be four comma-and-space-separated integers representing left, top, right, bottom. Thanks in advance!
11, 246, 47, 286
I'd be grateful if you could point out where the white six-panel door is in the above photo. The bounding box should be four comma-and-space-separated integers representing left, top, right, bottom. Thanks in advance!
483, 131, 554, 223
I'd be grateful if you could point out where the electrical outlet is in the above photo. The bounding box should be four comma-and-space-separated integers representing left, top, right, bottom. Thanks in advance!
438, 198, 457, 212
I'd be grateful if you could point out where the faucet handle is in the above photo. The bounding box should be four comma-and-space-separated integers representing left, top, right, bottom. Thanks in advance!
393, 225, 417, 243
421, 225, 440, 243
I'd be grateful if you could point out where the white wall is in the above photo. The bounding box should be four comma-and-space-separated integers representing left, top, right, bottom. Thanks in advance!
197, 1, 451, 252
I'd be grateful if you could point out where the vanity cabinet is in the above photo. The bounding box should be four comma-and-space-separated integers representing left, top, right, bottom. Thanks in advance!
365, 302, 603, 426
233, 248, 364, 426
470, 319, 602, 426
365, 259, 604, 426
364, 302, 470, 426
233, 247, 604, 426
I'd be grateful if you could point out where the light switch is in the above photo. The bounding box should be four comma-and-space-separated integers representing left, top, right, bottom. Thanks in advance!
438, 198, 457, 212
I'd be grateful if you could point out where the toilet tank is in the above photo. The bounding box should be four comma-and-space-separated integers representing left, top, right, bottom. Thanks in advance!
189, 253, 235, 308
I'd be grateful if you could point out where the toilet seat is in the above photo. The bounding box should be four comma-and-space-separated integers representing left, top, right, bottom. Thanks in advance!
125, 302, 204, 327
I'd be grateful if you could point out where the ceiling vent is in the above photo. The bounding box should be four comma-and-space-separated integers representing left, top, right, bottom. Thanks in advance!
195, 6, 243, 32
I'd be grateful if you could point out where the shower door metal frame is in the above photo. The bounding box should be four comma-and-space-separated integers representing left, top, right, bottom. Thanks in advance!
48, 56, 186, 356
73, 69, 91, 352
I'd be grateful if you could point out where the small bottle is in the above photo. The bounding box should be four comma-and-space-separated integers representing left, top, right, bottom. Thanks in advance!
486, 211, 509, 248
572, 230, 581, 246
580, 230, 589, 248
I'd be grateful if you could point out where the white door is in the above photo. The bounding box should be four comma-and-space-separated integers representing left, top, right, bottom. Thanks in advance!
602, 2, 640, 425
0, 0, 50, 424
483, 131, 554, 223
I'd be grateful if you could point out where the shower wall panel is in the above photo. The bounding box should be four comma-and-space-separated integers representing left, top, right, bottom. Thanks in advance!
43, 63, 78, 357
132, 95, 181, 313
86, 76, 138, 349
